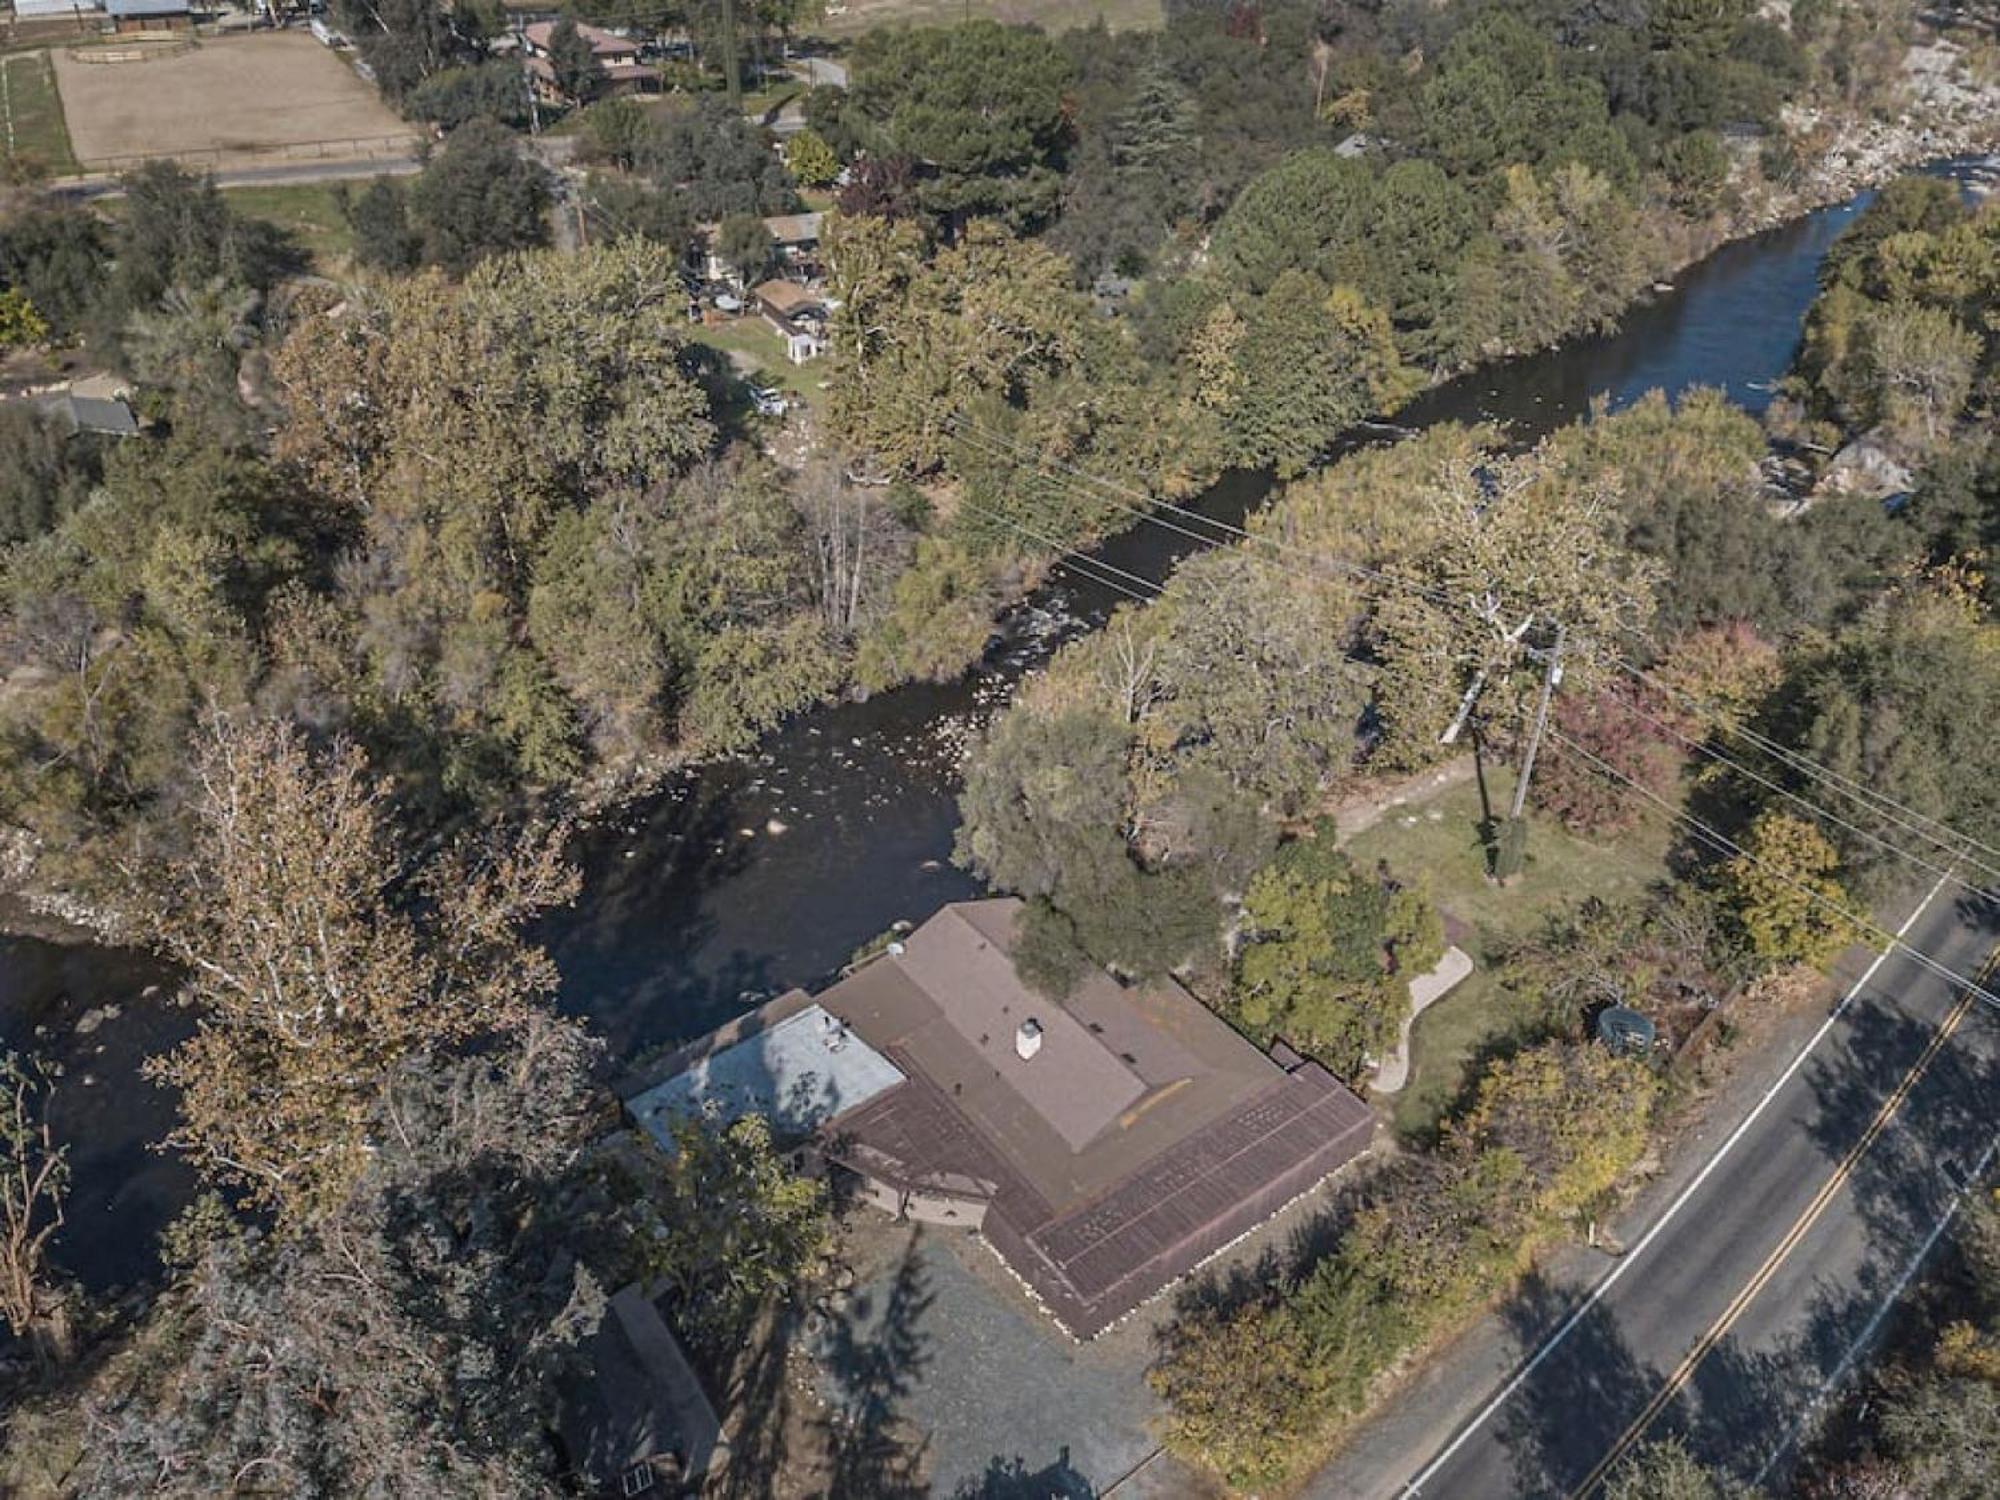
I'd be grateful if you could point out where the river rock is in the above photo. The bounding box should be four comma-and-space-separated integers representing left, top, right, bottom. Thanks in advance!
1817, 435, 1914, 502
74, 1004, 121, 1036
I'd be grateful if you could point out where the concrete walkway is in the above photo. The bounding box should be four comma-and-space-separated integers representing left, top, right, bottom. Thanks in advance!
1373, 945, 1474, 1095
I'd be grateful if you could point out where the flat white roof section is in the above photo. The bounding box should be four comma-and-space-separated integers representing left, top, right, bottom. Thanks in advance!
627, 1003, 905, 1152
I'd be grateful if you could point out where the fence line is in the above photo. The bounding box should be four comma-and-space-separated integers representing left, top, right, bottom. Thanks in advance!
66, 36, 198, 64
78, 129, 424, 171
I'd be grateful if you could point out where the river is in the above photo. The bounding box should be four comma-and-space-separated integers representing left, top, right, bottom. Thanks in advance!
5, 158, 1990, 1292
539, 171, 1918, 1057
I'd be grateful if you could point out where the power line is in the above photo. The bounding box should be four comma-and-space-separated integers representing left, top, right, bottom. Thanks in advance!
944, 415, 1470, 614
946, 490, 1165, 610
1548, 727, 2000, 1015
938, 405, 2000, 898
1600, 647, 2000, 872
936, 420, 2000, 1013
1580, 673, 2000, 899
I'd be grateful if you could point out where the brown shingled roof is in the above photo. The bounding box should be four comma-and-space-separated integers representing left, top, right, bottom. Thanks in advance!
624, 898, 1374, 1339
815, 899, 1376, 1337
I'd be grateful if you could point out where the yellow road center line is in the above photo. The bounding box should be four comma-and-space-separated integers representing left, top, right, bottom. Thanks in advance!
1568, 967, 1988, 1499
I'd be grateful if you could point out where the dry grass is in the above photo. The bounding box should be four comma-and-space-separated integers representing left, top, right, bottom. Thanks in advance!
51, 32, 413, 169
818, 0, 1163, 37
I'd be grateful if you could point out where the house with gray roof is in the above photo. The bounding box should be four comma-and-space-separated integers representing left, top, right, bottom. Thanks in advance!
36, 375, 139, 438
104, 0, 191, 31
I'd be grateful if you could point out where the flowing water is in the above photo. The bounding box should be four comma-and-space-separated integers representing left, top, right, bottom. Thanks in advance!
6, 159, 1991, 1291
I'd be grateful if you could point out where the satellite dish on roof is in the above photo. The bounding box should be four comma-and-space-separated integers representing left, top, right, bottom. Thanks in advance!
1595, 1005, 1656, 1057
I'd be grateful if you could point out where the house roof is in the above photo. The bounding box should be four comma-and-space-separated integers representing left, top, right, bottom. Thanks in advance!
105, 0, 186, 15
753, 279, 824, 318
761, 211, 824, 246
625, 1002, 903, 1149
559, 1284, 724, 1487
819, 901, 1277, 1206
37, 385, 138, 437
522, 20, 641, 57
624, 898, 1374, 1337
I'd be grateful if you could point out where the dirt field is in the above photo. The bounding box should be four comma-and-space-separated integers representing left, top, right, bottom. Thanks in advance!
51, 32, 414, 170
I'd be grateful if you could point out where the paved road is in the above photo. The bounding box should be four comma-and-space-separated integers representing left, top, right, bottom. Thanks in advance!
1310, 879, 2000, 1499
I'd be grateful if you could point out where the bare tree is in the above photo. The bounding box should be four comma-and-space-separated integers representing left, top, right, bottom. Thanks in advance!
0, 1051, 72, 1369
791, 456, 913, 640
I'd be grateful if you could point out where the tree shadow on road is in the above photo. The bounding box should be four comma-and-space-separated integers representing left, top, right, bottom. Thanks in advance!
1684, 1273, 1881, 1493
1493, 1270, 1669, 1496
1800, 992, 1995, 1269
945, 1447, 1094, 1498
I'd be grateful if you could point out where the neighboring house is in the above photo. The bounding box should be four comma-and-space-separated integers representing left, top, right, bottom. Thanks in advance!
625, 898, 1375, 1340
37, 375, 139, 437
752, 278, 826, 363
14, 0, 104, 19
521, 20, 660, 105
761, 211, 823, 268
104, 0, 190, 31
700, 215, 824, 290
559, 1283, 728, 1498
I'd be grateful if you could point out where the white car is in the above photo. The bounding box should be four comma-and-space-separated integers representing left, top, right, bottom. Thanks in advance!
749, 386, 786, 418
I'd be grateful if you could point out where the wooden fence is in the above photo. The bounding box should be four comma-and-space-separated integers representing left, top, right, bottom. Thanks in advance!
78, 129, 423, 171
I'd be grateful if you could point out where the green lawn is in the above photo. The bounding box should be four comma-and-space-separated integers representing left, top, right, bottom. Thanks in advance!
695, 315, 830, 411
1344, 764, 1677, 1142
219, 184, 357, 270
0, 52, 76, 175
740, 82, 803, 121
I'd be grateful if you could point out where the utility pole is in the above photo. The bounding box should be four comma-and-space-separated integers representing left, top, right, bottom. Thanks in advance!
518, 16, 541, 138
1495, 622, 1565, 884
720, 0, 743, 112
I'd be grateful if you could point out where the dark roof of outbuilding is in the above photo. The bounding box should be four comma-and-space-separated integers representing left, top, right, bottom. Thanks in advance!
558, 1284, 724, 1488
67, 394, 139, 435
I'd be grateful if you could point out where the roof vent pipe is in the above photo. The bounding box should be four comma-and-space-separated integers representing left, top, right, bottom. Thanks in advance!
1015, 1019, 1043, 1061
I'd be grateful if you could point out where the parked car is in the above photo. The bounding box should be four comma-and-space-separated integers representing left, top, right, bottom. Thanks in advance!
748, 386, 786, 418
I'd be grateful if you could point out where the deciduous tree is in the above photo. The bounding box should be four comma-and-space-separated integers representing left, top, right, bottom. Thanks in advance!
1718, 809, 1858, 969
1233, 826, 1442, 1076
784, 126, 842, 187
642, 1114, 830, 1344
716, 210, 776, 284
407, 118, 550, 274
143, 715, 578, 1222
73, 1020, 610, 1498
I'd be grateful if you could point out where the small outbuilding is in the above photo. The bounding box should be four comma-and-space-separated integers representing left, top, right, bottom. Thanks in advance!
13, 0, 104, 19
37, 375, 139, 438
752, 278, 828, 363
559, 1283, 729, 1497
104, 0, 191, 32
